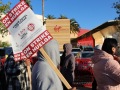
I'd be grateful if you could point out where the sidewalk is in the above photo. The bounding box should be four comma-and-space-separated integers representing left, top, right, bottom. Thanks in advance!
76, 87, 92, 90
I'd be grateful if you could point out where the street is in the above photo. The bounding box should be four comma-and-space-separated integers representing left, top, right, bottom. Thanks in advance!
76, 87, 92, 90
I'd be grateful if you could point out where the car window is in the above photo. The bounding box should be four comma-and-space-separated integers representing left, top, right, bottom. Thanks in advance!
81, 53, 94, 58
72, 48, 81, 52
83, 48, 93, 51
72, 53, 78, 57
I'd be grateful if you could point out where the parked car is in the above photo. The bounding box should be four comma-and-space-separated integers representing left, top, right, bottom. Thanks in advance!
83, 47, 94, 51
72, 48, 81, 58
60, 51, 64, 57
80, 51, 94, 58
0, 47, 38, 67
75, 51, 94, 75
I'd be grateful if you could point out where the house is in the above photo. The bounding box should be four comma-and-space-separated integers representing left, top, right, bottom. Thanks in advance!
71, 20, 119, 48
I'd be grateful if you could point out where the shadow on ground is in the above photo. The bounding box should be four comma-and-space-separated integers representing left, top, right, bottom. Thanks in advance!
76, 87, 92, 90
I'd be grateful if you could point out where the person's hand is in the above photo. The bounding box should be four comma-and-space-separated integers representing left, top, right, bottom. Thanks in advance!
114, 55, 120, 62
68, 87, 76, 90
25, 59, 30, 66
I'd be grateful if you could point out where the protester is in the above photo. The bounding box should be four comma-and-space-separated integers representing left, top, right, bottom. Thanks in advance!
4, 52, 32, 90
31, 40, 76, 90
92, 44, 102, 90
60, 43, 75, 90
91, 38, 120, 90
0, 60, 6, 90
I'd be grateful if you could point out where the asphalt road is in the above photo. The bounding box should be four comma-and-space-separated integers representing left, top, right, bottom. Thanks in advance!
76, 87, 92, 90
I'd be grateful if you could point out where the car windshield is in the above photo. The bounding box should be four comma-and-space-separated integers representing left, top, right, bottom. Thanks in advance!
83, 48, 93, 51
72, 53, 78, 57
72, 48, 81, 52
82, 53, 94, 58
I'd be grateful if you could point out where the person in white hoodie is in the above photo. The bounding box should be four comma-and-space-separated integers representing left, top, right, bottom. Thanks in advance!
31, 40, 76, 90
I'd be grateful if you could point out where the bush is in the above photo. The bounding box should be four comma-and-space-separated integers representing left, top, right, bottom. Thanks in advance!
0, 41, 10, 47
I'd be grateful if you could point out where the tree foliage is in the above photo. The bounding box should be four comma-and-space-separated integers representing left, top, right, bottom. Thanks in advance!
0, 0, 11, 37
46, 15, 56, 19
58, 14, 68, 19
70, 18, 80, 34
112, 0, 120, 20
112, 0, 120, 45
112, 1, 120, 31
0, 41, 10, 47
58, 14, 80, 34
0, 0, 33, 37
20, 0, 33, 10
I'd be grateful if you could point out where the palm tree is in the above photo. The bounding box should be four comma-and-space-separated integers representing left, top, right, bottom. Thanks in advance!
58, 14, 68, 19
58, 15, 80, 34
42, 0, 44, 24
20, 0, 33, 10
46, 15, 56, 19
70, 18, 80, 34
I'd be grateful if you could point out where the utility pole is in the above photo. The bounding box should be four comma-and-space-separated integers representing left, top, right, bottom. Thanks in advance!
42, 0, 44, 25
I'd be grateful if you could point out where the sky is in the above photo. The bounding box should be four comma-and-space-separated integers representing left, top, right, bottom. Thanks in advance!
3, 0, 119, 30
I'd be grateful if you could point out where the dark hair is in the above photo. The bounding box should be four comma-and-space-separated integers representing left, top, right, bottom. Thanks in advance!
102, 38, 118, 55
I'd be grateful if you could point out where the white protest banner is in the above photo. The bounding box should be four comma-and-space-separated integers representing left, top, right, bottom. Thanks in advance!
1, 1, 72, 89
9, 33, 37, 61
1, 0, 53, 59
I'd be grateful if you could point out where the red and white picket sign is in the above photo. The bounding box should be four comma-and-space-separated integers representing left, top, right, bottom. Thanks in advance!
1, 1, 53, 59
1, 1, 72, 89
9, 32, 37, 61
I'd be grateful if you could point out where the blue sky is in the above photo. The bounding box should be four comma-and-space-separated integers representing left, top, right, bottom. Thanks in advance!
3, 0, 119, 30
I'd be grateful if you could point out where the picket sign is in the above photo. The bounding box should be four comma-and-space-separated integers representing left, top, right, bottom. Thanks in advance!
1, 0, 71, 89
9, 33, 37, 62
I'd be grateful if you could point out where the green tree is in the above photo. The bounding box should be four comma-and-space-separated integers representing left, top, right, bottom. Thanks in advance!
58, 14, 80, 34
112, 0, 120, 45
0, 0, 11, 37
44, 15, 56, 25
0, 41, 10, 47
112, 0, 120, 20
46, 15, 56, 19
58, 14, 68, 19
70, 18, 80, 34
20, 0, 33, 10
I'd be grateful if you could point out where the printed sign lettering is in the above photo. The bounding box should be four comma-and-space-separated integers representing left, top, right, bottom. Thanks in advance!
1, 1, 53, 59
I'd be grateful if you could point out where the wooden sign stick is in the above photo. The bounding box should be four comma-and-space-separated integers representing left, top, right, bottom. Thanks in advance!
39, 47, 72, 89
27, 66, 31, 84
